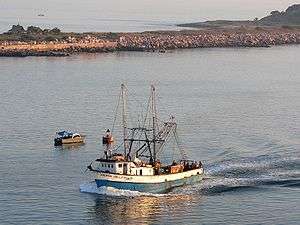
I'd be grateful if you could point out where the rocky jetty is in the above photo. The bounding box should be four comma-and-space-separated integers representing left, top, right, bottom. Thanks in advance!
0, 51, 69, 57
117, 28, 300, 50
1, 25, 300, 57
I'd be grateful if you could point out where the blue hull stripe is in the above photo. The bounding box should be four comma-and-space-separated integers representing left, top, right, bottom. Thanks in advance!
95, 174, 202, 193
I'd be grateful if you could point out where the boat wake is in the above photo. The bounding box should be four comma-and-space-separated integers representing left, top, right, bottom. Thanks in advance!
80, 154, 300, 197
79, 182, 167, 197
173, 154, 300, 195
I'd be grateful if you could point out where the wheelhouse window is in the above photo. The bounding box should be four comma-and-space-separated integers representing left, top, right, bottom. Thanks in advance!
118, 164, 123, 168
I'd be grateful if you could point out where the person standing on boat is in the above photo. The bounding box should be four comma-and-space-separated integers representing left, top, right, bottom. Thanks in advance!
105, 129, 111, 138
102, 129, 114, 144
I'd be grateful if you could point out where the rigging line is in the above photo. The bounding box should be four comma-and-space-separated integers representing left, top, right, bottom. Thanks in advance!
126, 98, 138, 130
156, 124, 175, 156
111, 143, 122, 152
111, 143, 123, 152
174, 133, 183, 160
156, 91, 176, 125
137, 96, 151, 150
123, 85, 147, 110
125, 86, 151, 153
173, 129, 187, 160
133, 95, 151, 148
171, 137, 177, 162
141, 95, 151, 131
123, 85, 147, 122
125, 85, 156, 127
156, 124, 182, 158
144, 95, 151, 124
111, 88, 122, 133
123, 85, 145, 131
173, 130, 182, 154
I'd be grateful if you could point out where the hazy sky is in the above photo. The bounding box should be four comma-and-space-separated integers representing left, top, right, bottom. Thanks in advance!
1, 0, 299, 20
0, 0, 299, 32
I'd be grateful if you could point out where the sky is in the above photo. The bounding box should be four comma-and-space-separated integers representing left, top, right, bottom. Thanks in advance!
0, 0, 299, 32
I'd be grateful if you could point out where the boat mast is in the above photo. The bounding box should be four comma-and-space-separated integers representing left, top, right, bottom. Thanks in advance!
121, 84, 128, 159
151, 85, 157, 163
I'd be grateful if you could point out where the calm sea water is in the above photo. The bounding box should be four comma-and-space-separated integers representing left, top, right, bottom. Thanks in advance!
0, 0, 298, 32
0, 46, 300, 224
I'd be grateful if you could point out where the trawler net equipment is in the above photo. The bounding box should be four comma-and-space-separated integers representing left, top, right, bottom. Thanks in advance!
105, 84, 188, 164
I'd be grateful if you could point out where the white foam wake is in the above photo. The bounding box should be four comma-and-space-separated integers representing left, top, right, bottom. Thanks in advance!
79, 181, 167, 197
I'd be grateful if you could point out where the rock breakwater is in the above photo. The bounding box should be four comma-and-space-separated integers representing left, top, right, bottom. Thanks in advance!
1, 27, 300, 57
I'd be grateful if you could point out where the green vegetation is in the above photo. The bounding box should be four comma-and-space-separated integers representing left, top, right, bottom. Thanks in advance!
0, 25, 122, 42
0, 25, 69, 42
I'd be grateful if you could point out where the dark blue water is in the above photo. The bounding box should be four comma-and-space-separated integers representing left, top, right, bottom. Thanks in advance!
0, 46, 299, 224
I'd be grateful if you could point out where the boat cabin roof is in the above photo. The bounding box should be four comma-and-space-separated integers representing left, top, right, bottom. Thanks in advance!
56, 131, 81, 138
96, 158, 120, 163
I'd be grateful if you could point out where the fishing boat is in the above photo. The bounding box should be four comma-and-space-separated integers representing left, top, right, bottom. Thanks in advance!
87, 84, 203, 193
54, 131, 85, 146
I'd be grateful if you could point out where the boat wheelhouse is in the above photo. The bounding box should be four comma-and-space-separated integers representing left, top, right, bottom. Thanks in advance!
88, 84, 203, 193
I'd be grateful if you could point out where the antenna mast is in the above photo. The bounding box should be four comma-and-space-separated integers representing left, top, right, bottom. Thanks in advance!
151, 85, 157, 163
121, 84, 128, 158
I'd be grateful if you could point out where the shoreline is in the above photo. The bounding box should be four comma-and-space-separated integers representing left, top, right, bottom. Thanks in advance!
1, 27, 300, 57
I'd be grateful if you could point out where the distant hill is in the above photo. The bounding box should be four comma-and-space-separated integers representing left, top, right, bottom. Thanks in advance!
260, 4, 300, 25
178, 4, 300, 28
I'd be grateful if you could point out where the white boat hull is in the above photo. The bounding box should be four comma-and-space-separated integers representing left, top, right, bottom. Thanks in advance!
95, 168, 204, 193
